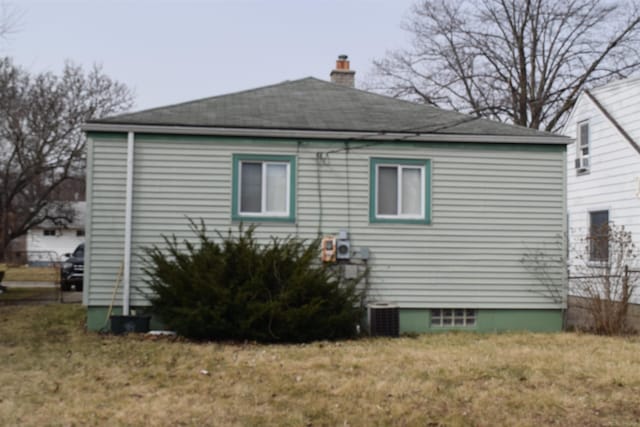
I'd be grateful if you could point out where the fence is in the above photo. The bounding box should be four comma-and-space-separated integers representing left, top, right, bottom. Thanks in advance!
566, 265, 640, 332
0, 250, 80, 305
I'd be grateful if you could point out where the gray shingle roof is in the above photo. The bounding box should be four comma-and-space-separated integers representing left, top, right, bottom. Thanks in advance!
91, 77, 559, 139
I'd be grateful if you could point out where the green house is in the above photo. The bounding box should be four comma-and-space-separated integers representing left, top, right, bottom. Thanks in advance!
82, 65, 570, 333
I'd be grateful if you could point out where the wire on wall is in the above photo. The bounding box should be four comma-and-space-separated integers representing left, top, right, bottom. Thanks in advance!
344, 141, 351, 231
315, 151, 324, 237
295, 140, 301, 237
308, 115, 481, 238
320, 115, 482, 157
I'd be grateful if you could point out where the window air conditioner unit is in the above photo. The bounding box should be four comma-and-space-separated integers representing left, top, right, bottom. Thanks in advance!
575, 157, 590, 171
368, 302, 399, 337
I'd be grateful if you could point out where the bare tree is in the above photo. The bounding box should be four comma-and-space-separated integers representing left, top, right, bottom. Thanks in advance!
0, 1, 22, 40
520, 234, 565, 305
369, 0, 640, 131
570, 223, 639, 334
0, 58, 133, 261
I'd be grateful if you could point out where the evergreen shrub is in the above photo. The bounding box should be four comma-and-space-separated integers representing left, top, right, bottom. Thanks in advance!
142, 220, 367, 342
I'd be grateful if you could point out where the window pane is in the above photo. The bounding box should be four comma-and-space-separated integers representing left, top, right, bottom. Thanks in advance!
580, 123, 589, 147
401, 168, 421, 215
240, 162, 262, 213
265, 163, 287, 213
378, 166, 398, 215
590, 210, 609, 261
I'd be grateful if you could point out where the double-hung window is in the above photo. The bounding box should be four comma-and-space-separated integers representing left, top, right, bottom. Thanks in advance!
232, 154, 296, 222
575, 121, 590, 174
370, 158, 431, 224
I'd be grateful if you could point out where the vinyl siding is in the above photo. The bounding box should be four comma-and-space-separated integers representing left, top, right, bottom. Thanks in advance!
87, 134, 566, 309
85, 136, 127, 305
565, 78, 640, 303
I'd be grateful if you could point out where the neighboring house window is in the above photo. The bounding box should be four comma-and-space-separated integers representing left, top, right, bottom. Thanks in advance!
575, 121, 590, 174
76, 230, 85, 237
432, 309, 476, 327
370, 158, 431, 224
232, 154, 296, 222
589, 210, 609, 261
43, 229, 56, 236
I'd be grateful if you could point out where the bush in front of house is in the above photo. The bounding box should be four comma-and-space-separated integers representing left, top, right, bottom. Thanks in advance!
142, 220, 366, 342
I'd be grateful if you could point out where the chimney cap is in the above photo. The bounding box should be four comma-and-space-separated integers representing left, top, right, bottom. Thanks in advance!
338, 54, 348, 60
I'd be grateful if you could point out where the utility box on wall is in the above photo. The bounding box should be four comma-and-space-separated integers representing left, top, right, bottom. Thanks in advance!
321, 236, 337, 262
336, 229, 350, 260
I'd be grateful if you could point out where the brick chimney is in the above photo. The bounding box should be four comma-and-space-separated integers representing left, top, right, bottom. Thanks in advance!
330, 54, 355, 88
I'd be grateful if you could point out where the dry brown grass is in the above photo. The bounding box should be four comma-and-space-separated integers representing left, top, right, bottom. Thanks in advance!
0, 264, 58, 282
1, 305, 640, 426
0, 287, 57, 302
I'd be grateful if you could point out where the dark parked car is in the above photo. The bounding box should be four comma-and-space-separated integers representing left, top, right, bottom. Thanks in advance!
60, 243, 84, 292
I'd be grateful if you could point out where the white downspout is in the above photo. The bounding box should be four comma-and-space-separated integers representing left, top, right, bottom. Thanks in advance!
123, 131, 135, 315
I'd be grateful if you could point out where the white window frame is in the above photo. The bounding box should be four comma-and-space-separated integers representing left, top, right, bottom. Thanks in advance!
375, 163, 425, 220
431, 309, 476, 327
576, 121, 590, 173
238, 160, 291, 218
589, 209, 609, 262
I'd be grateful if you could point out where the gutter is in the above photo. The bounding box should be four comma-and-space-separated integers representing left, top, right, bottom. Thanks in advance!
82, 123, 570, 145
123, 131, 135, 315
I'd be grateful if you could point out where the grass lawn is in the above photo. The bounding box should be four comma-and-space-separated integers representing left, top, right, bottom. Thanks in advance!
0, 263, 58, 282
0, 287, 57, 302
1, 305, 640, 426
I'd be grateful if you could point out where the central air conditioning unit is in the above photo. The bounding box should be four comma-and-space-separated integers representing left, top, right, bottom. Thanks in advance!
368, 302, 399, 337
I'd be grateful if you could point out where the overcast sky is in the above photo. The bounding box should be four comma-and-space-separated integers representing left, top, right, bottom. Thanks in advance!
7, 0, 415, 111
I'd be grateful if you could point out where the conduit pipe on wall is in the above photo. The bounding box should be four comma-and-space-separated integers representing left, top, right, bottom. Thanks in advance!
123, 131, 135, 315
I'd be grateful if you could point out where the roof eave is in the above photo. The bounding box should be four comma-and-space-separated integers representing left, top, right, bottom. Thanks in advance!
82, 122, 571, 145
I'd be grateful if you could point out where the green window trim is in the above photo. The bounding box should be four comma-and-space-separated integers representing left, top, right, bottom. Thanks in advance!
231, 153, 296, 223
369, 157, 431, 224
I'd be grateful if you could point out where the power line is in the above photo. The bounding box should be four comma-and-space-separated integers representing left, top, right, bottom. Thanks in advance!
321, 115, 482, 156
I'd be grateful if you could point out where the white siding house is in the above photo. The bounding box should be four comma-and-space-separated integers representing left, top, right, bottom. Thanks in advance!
564, 77, 640, 304
83, 70, 569, 333
26, 202, 86, 265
